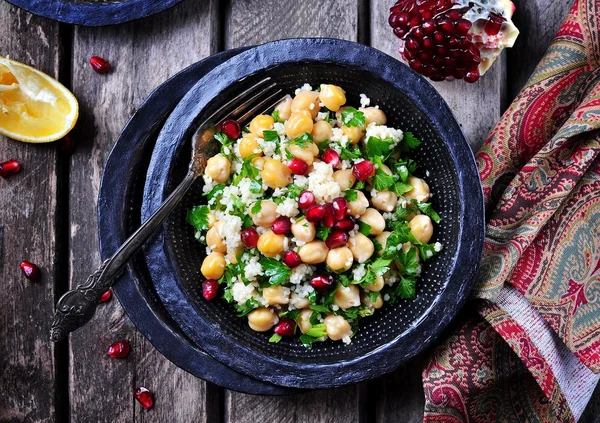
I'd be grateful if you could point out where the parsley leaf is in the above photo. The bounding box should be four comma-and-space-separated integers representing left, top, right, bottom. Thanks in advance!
235, 298, 261, 317
354, 180, 366, 190
263, 130, 279, 142
341, 107, 366, 127
204, 184, 225, 201
279, 309, 301, 321
365, 136, 394, 160
260, 257, 291, 286
367, 291, 380, 303
317, 139, 331, 155
249, 180, 263, 194
372, 167, 396, 190
402, 132, 422, 151
271, 110, 283, 123
269, 333, 283, 343
397, 276, 416, 299
286, 184, 303, 199
392, 182, 413, 196
358, 221, 372, 236
233, 156, 259, 184
288, 132, 313, 147
316, 225, 331, 241
186, 205, 210, 231
306, 323, 327, 338
339, 144, 362, 161
370, 257, 392, 275
396, 246, 420, 276
251, 201, 262, 214
309, 304, 330, 313
415, 201, 441, 223
344, 189, 358, 202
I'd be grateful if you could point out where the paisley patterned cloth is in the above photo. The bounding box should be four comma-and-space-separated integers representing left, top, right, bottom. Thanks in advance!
422, 0, 600, 421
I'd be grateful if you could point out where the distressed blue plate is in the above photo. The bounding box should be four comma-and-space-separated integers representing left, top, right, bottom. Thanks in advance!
142, 38, 485, 389
98, 48, 296, 395
6, 0, 185, 26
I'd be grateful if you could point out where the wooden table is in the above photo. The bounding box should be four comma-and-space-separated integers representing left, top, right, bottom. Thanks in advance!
2, 0, 599, 421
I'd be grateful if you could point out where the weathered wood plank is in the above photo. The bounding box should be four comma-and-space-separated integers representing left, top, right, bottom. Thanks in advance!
0, 4, 64, 422
67, 2, 221, 422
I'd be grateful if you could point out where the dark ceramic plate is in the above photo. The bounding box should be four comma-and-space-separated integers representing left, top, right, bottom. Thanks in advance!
142, 38, 485, 389
98, 48, 296, 395
6, 0, 185, 26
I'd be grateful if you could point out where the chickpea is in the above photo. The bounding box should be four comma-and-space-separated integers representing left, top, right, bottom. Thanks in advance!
375, 231, 391, 255
205, 154, 231, 183
289, 142, 319, 165
298, 309, 314, 334
359, 208, 386, 236
201, 252, 226, 279
239, 133, 262, 158
298, 241, 329, 264
323, 314, 352, 341
257, 230, 286, 257
249, 114, 274, 137
261, 158, 292, 189
291, 90, 321, 119
311, 120, 333, 144
409, 215, 433, 243
291, 220, 316, 243
206, 224, 226, 253
363, 274, 384, 292
333, 169, 356, 191
404, 176, 430, 203
347, 190, 369, 217
362, 292, 384, 309
262, 285, 290, 305
252, 156, 266, 170
290, 292, 311, 309
247, 307, 279, 332
274, 95, 293, 120
371, 190, 398, 212
342, 125, 364, 144
285, 110, 314, 139
326, 247, 354, 272
319, 84, 346, 112
250, 200, 278, 227
348, 232, 375, 263
333, 284, 361, 310
359, 107, 387, 125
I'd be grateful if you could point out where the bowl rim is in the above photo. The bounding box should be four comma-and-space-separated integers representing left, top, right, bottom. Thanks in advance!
142, 38, 485, 389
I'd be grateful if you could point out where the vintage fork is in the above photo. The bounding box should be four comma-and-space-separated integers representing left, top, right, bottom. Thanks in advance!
50, 78, 283, 342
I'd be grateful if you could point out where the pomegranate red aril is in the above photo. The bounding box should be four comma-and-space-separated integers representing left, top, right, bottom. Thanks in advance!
322, 203, 335, 228
352, 160, 374, 181
241, 227, 259, 248
334, 217, 355, 232
100, 290, 112, 303
464, 69, 480, 83
282, 250, 302, 268
298, 191, 315, 209
221, 119, 241, 140
331, 197, 348, 220
310, 274, 334, 291
202, 279, 219, 300
305, 204, 326, 222
272, 216, 292, 235
59, 135, 73, 154
288, 158, 308, 175
0, 160, 21, 177
107, 340, 130, 358
274, 319, 296, 337
20, 261, 39, 281
321, 149, 341, 168
90, 56, 111, 74
326, 230, 349, 249
134, 387, 154, 409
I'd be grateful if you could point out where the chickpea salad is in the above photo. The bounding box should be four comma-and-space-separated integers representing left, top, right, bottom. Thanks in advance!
187, 83, 442, 348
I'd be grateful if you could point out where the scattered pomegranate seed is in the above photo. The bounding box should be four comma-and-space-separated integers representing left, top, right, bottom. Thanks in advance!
221, 119, 241, 139
321, 149, 341, 168
20, 261, 39, 281
282, 250, 302, 268
241, 227, 259, 248
334, 217, 355, 232
326, 230, 349, 249
310, 274, 334, 291
352, 160, 375, 181
58, 135, 74, 154
305, 204, 326, 222
134, 387, 154, 409
0, 160, 21, 178
202, 279, 219, 301
272, 216, 292, 235
322, 203, 335, 228
464, 68, 480, 83
100, 290, 112, 303
331, 197, 348, 220
288, 158, 309, 175
90, 56, 111, 74
107, 340, 130, 358
298, 191, 316, 209
274, 319, 296, 337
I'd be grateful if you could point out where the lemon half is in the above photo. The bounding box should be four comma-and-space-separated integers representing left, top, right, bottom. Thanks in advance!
0, 56, 78, 143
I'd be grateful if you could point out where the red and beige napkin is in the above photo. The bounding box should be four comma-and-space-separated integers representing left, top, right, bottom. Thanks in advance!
422, 0, 600, 421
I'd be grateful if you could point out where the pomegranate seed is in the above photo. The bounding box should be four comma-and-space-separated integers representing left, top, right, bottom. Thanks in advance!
202, 279, 219, 300
241, 227, 259, 248
134, 387, 154, 409
334, 217, 355, 232
0, 160, 21, 177
326, 230, 349, 249
310, 274, 334, 291
272, 216, 292, 235
305, 204, 326, 222
100, 290, 112, 303
221, 119, 241, 139
107, 340, 130, 358
464, 69, 480, 83
322, 203, 335, 228
20, 261, 39, 281
456, 19, 472, 35
58, 135, 74, 154
352, 160, 374, 181
274, 319, 295, 337
288, 158, 309, 175
321, 149, 341, 168
282, 250, 302, 268
90, 56, 111, 74
331, 197, 348, 220
298, 191, 315, 209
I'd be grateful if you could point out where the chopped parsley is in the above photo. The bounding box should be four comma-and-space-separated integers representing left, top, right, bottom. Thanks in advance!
344, 189, 358, 202
358, 221, 372, 236
259, 257, 291, 286
251, 201, 262, 214
203, 184, 225, 201
365, 136, 394, 160
186, 205, 210, 231
341, 107, 366, 127
415, 201, 441, 223
235, 298, 261, 317
263, 130, 279, 142
316, 225, 331, 241
288, 132, 313, 147
269, 333, 283, 343
339, 144, 362, 160
271, 109, 283, 123
401, 132, 422, 151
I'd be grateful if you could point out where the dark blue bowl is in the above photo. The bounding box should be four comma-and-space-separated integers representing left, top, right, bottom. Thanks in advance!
142, 38, 485, 389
